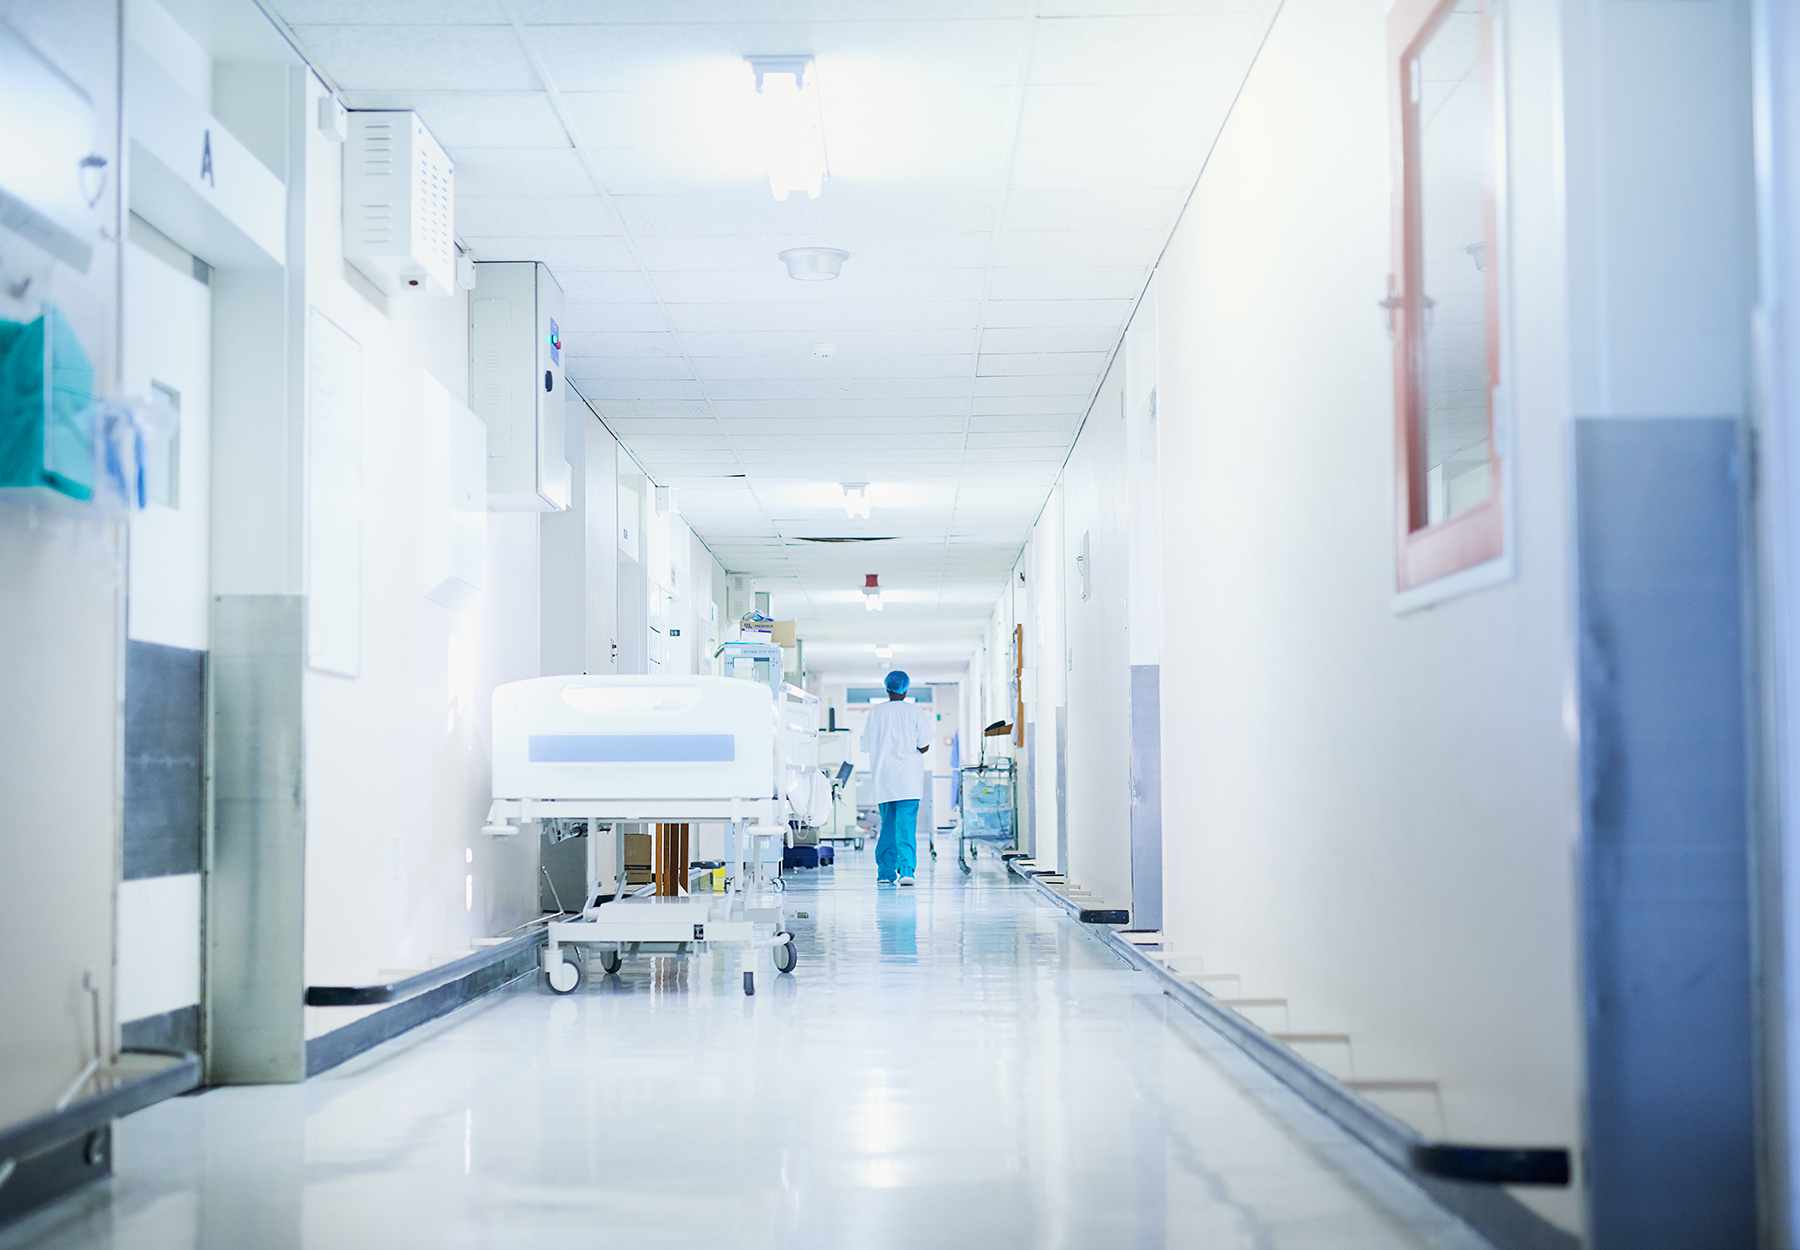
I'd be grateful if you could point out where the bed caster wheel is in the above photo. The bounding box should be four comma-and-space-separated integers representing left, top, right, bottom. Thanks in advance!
743, 970, 755, 996
598, 949, 622, 974
773, 940, 798, 974
546, 957, 582, 994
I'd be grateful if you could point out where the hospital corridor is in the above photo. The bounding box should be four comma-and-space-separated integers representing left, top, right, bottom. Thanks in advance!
1, 0, 1797, 1247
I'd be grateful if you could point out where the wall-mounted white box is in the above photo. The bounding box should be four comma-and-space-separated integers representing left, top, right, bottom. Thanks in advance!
470, 261, 570, 511
343, 111, 454, 296
421, 373, 487, 609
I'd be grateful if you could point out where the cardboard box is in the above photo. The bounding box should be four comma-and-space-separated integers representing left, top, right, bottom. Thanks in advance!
772, 620, 796, 647
624, 831, 652, 866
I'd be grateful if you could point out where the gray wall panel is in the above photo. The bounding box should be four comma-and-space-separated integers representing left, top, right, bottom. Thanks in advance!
123, 640, 204, 880
207, 595, 305, 1084
1574, 416, 1756, 1247
1129, 664, 1162, 931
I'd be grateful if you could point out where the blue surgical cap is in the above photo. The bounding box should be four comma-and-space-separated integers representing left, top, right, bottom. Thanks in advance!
884, 670, 910, 695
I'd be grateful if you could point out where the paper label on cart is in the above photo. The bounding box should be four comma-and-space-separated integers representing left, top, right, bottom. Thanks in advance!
528, 733, 735, 762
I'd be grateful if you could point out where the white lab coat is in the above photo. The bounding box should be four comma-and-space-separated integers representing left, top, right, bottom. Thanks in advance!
863, 698, 932, 804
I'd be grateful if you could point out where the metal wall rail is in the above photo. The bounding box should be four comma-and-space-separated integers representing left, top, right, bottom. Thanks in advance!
305, 929, 547, 1007
1006, 858, 1576, 1250
0, 1048, 200, 1179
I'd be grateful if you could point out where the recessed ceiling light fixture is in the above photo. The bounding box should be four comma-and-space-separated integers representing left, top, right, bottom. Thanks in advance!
863, 573, 883, 612
874, 643, 893, 658
840, 482, 871, 518
780, 247, 848, 280
747, 55, 827, 202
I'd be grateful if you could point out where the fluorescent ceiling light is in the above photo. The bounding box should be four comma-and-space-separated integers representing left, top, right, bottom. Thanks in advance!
747, 56, 827, 202
841, 482, 871, 519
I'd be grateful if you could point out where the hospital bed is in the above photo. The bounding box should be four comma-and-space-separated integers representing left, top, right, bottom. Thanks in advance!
481, 674, 799, 995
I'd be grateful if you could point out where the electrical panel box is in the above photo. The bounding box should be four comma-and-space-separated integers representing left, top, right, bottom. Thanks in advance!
343, 111, 455, 297
470, 261, 570, 511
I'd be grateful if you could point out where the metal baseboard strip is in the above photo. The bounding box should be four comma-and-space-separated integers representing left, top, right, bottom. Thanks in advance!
304, 932, 546, 1077
1006, 860, 1576, 1250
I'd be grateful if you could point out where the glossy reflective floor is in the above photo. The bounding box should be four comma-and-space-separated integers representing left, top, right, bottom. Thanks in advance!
8, 842, 1490, 1250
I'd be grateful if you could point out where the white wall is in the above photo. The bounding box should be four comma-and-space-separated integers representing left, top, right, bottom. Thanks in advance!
1149, 0, 1582, 1228
1061, 357, 1132, 911
293, 69, 540, 1033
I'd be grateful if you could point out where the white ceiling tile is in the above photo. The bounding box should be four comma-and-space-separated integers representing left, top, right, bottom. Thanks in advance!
287, 25, 535, 90
457, 196, 617, 237
704, 378, 973, 400
731, 433, 964, 450
450, 148, 591, 196
583, 400, 713, 419
977, 352, 1108, 376
563, 304, 670, 331
467, 235, 637, 271
615, 193, 998, 238
629, 448, 742, 463
710, 399, 967, 419
967, 413, 1081, 432
1002, 188, 1186, 233
521, 21, 1028, 93
969, 395, 1088, 415
341, 91, 566, 148
979, 327, 1116, 354
961, 446, 1068, 462
558, 271, 658, 302
652, 269, 989, 303
970, 374, 1092, 397
564, 331, 684, 358
567, 380, 709, 401
568, 356, 694, 380
1009, 141, 1204, 191
982, 298, 1133, 328
965, 431, 1076, 448
987, 266, 1146, 300
602, 419, 720, 436
667, 302, 982, 334
678, 330, 976, 357
270, 0, 504, 20
692, 354, 971, 381
1016, 81, 1242, 144
1029, 13, 1270, 84
619, 433, 735, 449
631, 233, 992, 272
994, 230, 1165, 269
720, 416, 967, 436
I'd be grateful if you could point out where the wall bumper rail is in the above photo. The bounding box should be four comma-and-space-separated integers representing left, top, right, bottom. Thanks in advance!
305, 929, 547, 1006
303, 929, 548, 1078
0, 1048, 200, 1225
1411, 1143, 1571, 1187
1006, 858, 1575, 1250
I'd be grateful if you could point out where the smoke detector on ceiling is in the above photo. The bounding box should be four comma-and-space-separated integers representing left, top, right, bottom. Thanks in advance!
779, 247, 848, 280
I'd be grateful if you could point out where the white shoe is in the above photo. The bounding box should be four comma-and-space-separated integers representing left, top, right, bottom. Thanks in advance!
899, 876, 914, 887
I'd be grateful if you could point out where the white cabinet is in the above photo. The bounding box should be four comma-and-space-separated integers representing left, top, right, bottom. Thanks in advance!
470, 261, 570, 512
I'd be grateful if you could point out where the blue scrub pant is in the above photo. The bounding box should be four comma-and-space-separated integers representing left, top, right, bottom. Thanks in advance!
876, 800, 919, 881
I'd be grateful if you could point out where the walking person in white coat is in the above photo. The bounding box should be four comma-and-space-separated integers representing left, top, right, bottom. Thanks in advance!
864, 669, 931, 885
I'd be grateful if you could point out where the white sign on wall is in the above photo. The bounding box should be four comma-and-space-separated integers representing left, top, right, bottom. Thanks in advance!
306, 309, 362, 677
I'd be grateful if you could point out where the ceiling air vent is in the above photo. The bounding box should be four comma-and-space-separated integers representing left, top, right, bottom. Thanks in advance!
790, 536, 897, 543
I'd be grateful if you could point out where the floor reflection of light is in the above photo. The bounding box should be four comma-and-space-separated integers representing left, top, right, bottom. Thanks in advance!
860, 1076, 903, 1187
